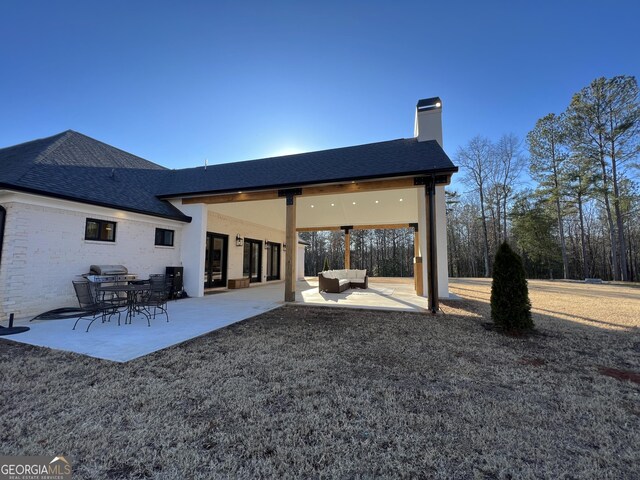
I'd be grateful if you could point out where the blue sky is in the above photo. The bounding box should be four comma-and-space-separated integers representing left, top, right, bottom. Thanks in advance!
1, 0, 638, 175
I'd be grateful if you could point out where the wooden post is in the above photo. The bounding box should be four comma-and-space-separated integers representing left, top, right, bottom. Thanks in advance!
284, 194, 297, 302
411, 223, 423, 295
425, 179, 439, 313
344, 228, 351, 269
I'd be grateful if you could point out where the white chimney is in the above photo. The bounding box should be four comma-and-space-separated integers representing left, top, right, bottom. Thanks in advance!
414, 97, 443, 147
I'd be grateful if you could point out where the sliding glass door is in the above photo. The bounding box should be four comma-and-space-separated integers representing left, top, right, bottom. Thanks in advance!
243, 238, 262, 283
205, 232, 228, 288
266, 242, 281, 281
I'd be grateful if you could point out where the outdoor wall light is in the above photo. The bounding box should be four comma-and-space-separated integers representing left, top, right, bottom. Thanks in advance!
235, 234, 243, 247
283, 243, 287, 251
265, 240, 269, 249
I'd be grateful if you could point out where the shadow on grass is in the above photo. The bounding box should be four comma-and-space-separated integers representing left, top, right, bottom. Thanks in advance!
443, 288, 638, 342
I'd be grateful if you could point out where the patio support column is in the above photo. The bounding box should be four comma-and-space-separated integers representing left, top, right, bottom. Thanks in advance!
425, 178, 439, 314
175, 202, 207, 298
284, 193, 297, 302
343, 226, 351, 269
410, 223, 423, 295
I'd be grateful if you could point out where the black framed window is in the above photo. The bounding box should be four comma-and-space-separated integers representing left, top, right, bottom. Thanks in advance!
266, 242, 281, 280
155, 228, 175, 246
85, 218, 116, 242
243, 238, 262, 283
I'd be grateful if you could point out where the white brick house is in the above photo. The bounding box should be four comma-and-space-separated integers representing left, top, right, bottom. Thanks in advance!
0, 97, 457, 319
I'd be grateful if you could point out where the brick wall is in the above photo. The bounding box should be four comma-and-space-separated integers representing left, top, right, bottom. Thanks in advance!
0, 194, 184, 320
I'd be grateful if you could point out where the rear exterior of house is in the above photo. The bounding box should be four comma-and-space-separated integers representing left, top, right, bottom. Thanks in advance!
0, 97, 457, 319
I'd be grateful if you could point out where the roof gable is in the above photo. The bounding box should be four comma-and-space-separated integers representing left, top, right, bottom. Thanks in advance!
0, 131, 188, 221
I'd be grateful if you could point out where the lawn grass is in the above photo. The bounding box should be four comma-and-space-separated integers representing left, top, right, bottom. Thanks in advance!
1, 279, 639, 479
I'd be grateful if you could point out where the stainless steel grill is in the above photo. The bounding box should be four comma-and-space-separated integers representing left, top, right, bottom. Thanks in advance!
83, 265, 137, 283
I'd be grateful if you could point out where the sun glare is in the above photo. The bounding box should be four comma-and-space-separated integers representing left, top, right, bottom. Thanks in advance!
272, 147, 305, 157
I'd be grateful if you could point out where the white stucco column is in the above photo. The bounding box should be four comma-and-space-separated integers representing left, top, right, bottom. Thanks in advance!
297, 243, 306, 280
435, 185, 449, 298
174, 202, 207, 298
417, 185, 449, 300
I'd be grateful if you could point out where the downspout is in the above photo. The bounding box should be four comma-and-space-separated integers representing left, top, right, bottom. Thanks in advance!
0, 206, 5, 267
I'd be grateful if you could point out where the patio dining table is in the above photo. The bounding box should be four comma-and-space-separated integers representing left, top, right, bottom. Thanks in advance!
97, 283, 151, 325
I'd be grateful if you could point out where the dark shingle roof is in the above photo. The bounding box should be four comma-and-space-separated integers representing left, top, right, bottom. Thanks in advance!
158, 138, 456, 197
0, 131, 457, 221
0, 130, 190, 221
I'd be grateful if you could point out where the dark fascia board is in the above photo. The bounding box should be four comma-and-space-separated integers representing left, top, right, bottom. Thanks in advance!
158, 167, 459, 200
0, 184, 192, 223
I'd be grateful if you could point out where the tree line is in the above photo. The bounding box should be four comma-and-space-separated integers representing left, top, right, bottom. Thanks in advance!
450, 75, 639, 281
300, 228, 416, 277
301, 75, 639, 282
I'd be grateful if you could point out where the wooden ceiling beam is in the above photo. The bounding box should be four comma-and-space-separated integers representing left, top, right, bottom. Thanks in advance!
181, 177, 422, 205
301, 177, 417, 197
182, 190, 279, 205
296, 223, 412, 232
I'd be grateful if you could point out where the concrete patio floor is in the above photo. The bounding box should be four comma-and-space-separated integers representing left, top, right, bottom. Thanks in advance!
296, 277, 429, 312
3, 278, 428, 362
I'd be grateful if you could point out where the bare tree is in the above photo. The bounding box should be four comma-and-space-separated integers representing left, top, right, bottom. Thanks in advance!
494, 133, 526, 241
455, 136, 494, 276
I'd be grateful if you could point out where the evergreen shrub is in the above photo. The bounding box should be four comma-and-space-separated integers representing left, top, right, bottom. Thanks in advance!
491, 242, 534, 332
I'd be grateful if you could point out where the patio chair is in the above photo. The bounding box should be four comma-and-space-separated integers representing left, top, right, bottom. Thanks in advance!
138, 274, 170, 323
71, 280, 123, 332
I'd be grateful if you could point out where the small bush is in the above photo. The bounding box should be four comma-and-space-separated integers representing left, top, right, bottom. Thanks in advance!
323, 257, 330, 271
491, 242, 533, 332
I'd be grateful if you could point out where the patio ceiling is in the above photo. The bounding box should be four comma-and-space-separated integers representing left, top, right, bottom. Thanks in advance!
207, 187, 419, 231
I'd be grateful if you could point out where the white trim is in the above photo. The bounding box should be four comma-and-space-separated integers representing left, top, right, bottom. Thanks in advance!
0, 189, 186, 228
83, 240, 118, 246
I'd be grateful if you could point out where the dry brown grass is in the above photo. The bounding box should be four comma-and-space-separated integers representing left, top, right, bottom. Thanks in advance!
1, 279, 639, 479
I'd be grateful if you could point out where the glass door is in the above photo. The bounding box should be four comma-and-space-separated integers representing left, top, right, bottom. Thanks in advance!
266, 242, 281, 280
243, 238, 262, 283
205, 232, 228, 288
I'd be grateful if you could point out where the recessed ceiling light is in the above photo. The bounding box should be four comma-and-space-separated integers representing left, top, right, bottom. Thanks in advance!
330, 203, 335, 207
375, 200, 379, 204
352, 201, 356, 205
311, 205, 314, 208
399, 198, 403, 202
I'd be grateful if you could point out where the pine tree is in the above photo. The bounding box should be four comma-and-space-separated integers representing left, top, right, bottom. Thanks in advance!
491, 242, 533, 332
527, 113, 570, 279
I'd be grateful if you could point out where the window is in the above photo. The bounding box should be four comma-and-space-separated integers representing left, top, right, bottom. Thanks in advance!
266, 242, 280, 280
243, 238, 262, 283
85, 218, 116, 242
155, 228, 175, 247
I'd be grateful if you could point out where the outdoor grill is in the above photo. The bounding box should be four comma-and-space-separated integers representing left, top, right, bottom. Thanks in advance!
83, 265, 138, 284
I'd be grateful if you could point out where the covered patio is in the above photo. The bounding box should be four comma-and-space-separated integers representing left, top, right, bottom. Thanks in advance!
166, 97, 457, 314
7, 279, 430, 362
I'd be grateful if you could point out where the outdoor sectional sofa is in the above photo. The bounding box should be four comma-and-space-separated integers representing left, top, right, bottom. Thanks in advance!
318, 269, 368, 293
